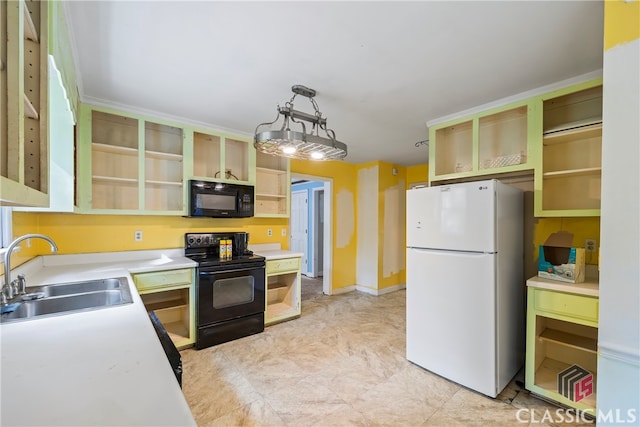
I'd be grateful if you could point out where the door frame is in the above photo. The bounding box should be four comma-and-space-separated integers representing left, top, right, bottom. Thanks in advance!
290, 189, 309, 275
291, 173, 333, 295
312, 187, 324, 277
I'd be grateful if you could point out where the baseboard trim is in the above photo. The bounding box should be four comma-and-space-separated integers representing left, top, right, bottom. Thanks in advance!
356, 283, 406, 296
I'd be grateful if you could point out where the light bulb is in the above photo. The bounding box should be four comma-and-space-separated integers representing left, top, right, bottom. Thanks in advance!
310, 151, 324, 160
282, 146, 297, 154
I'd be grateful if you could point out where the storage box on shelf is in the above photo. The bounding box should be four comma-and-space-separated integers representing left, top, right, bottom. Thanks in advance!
133, 268, 196, 349
265, 256, 301, 325
77, 105, 186, 214
192, 131, 251, 184
255, 151, 289, 217
535, 82, 602, 217
429, 102, 533, 183
1, 0, 49, 206
525, 279, 599, 416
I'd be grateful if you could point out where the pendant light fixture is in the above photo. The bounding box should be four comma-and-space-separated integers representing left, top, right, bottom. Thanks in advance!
254, 85, 347, 161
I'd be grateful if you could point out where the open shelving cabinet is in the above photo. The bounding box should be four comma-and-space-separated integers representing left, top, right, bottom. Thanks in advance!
255, 151, 289, 217
535, 82, 603, 217
525, 285, 599, 416
265, 257, 301, 325
78, 106, 185, 214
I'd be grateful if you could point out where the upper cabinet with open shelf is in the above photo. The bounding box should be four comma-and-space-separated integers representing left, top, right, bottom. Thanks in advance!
1, 0, 49, 207
77, 106, 185, 214
255, 151, 289, 217
191, 131, 252, 184
429, 101, 534, 182
535, 81, 602, 217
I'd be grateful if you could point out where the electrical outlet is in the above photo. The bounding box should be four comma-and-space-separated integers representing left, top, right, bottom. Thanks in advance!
585, 239, 596, 253
267, 229, 272, 237
134, 230, 143, 242
281, 228, 286, 237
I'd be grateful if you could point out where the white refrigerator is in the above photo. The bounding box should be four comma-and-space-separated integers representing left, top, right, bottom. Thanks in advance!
406, 179, 524, 398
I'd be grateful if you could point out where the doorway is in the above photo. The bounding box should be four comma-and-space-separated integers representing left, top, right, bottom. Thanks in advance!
290, 174, 332, 296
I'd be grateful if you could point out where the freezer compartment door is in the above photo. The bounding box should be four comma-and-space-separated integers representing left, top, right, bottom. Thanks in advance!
406, 181, 496, 252
406, 247, 498, 397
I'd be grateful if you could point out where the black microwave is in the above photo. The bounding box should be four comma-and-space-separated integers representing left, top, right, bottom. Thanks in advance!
189, 180, 254, 218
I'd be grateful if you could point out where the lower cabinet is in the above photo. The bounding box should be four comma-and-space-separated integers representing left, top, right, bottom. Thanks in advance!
132, 268, 196, 349
525, 285, 598, 416
265, 257, 301, 325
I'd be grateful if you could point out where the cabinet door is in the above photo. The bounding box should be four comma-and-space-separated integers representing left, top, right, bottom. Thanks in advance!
1, 0, 49, 207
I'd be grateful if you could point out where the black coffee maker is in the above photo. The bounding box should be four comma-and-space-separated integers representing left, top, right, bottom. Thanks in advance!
233, 232, 252, 257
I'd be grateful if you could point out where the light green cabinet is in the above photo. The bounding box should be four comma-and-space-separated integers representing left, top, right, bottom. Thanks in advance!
265, 257, 301, 325
190, 129, 253, 184
525, 284, 598, 416
429, 101, 534, 183
133, 268, 196, 349
76, 105, 186, 214
533, 80, 602, 217
77, 103, 291, 217
255, 151, 290, 217
1, 0, 49, 207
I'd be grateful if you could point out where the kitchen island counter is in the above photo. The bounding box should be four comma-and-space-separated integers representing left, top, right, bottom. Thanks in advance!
0, 249, 197, 427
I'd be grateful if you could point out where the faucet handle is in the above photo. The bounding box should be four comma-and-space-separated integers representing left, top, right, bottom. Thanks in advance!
2, 282, 15, 300
15, 274, 27, 294
0, 291, 7, 306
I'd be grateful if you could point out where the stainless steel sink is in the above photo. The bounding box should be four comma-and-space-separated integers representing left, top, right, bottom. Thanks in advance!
39, 278, 124, 297
1, 277, 133, 323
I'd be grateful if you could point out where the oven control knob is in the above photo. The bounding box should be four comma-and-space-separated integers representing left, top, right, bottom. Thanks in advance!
187, 236, 195, 246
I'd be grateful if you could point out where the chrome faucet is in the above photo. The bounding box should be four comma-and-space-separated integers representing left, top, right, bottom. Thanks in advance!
3, 234, 58, 301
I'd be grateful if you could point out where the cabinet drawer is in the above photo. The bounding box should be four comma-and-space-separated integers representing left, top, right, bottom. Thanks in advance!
267, 257, 300, 274
133, 268, 193, 291
533, 289, 599, 323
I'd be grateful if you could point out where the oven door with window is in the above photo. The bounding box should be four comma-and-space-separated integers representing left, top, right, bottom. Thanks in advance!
197, 263, 265, 327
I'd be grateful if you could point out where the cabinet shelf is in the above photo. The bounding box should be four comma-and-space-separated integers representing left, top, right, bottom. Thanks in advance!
92, 142, 138, 156
267, 302, 297, 319
144, 299, 188, 312
543, 167, 601, 179
23, 1, 39, 42
145, 179, 182, 187
145, 150, 183, 161
92, 175, 137, 184
538, 328, 597, 353
534, 357, 597, 409
543, 123, 602, 146
23, 94, 38, 119
256, 193, 287, 199
543, 117, 602, 136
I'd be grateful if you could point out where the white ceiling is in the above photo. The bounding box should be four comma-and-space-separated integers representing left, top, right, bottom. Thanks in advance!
64, 1, 604, 166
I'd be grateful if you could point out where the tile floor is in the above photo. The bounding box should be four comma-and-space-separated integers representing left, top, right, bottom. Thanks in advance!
181, 281, 593, 426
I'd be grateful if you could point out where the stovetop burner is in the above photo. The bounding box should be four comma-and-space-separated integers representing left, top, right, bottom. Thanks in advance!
184, 232, 264, 269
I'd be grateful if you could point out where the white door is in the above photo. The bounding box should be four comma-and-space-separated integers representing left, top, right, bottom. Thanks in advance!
406, 180, 496, 252
406, 247, 498, 397
290, 190, 308, 273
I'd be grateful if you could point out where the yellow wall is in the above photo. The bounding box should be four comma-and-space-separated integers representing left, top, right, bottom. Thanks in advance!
534, 217, 601, 266
604, 0, 640, 50
10, 211, 288, 259
291, 159, 358, 291
406, 163, 428, 187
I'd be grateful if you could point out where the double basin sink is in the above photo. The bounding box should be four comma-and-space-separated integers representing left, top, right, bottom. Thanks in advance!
1, 277, 133, 323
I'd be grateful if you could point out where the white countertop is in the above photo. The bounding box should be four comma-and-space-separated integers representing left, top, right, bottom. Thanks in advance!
250, 243, 303, 260
526, 266, 599, 297
1, 249, 197, 427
